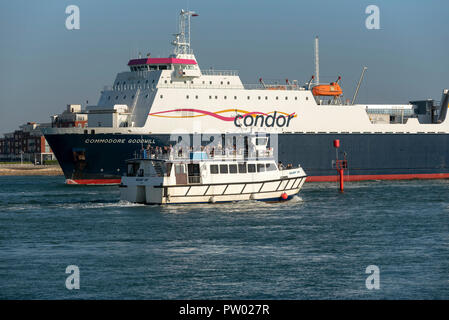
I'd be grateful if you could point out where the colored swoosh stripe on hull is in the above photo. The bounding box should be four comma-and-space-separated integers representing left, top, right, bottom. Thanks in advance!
66, 173, 449, 185
148, 108, 296, 121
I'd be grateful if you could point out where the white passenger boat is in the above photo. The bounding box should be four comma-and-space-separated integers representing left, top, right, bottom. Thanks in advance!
120, 136, 307, 204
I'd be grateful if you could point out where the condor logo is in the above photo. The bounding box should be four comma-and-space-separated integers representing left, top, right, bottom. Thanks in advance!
234, 111, 296, 127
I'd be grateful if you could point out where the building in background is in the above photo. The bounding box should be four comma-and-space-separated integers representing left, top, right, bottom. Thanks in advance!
0, 104, 89, 164
0, 122, 54, 164
51, 104, 88, 128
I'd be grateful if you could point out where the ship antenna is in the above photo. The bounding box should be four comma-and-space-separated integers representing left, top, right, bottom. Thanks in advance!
172, 9, 198, 55
314, 36, 319, 85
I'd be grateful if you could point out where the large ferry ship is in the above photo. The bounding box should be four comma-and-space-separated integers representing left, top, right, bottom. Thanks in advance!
43, 10, 449, 185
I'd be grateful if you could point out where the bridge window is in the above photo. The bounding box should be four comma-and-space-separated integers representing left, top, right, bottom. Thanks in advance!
248, 164, 256, 173
229, 164, 237, 174
257, 164, 266, 172
266, 163, 276, 171
238, 163, 247, 173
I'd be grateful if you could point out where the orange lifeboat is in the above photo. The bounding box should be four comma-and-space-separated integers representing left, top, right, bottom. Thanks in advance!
312, 76, 343, 96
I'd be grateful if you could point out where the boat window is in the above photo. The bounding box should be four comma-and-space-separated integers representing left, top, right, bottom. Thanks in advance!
166, 163, 172, 176
210, 164, 219, 174
257, 164, 266, 172
229, 164, 237, 174
138, 168, 144, 177
248, 164, 256, 173
266, 163, 276, 171
256, 137, 268, 145
219, 164, 228, 174
238, 163, 247, 173
175, 164, 185, 174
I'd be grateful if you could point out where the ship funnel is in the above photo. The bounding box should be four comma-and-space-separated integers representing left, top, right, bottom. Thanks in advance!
437, 89, 449, 123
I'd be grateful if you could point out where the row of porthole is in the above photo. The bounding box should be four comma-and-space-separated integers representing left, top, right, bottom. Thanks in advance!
116, 79, 155, 86
179, 95, 308, 101
107, 93, 309, 101
108, 94, 150, 100
163, 79, 231, 85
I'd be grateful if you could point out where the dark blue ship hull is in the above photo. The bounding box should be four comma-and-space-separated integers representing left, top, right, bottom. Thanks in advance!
44, 132, 449, 184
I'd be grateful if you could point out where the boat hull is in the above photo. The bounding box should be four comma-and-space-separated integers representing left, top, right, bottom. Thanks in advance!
44, 132, 449, 184
120, 176, 306, 205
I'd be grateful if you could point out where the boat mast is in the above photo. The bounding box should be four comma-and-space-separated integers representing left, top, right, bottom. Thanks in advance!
171, 9, 198, 55
314, 36, 320, 85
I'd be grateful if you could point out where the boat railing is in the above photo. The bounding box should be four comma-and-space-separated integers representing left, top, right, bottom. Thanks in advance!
135, 148, 274, 162
201, 69, 239, 76
243, 83, 306, 91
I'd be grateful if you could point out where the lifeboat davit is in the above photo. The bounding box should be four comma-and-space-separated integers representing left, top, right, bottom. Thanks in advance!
312, 76, 343, 96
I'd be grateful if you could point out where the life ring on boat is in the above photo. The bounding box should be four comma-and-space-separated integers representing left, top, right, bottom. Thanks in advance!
280, 192, 288, 200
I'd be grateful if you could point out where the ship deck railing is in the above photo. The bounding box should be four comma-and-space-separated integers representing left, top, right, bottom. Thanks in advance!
243, 84, 306, 91
201, 70, 239, 76
132, 150, 275, 162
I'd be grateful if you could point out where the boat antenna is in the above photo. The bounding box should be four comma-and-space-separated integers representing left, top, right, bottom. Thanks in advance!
171, 9, 198, 55
314, 36, 319, 85
351, 66, 368, 105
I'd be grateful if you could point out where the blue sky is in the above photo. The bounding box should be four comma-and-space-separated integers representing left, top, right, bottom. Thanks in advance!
0, 0, 448, 133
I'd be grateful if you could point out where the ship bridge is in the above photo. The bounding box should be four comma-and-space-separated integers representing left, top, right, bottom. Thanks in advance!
128, 56, 198, 74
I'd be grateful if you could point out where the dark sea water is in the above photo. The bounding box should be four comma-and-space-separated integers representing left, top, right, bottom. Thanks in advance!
0, 175, 448, 299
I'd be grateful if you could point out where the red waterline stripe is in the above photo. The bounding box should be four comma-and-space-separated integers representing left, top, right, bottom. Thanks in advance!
66, 179, 121, 185
66, 173, 449, 185
307, 173, 449, 182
